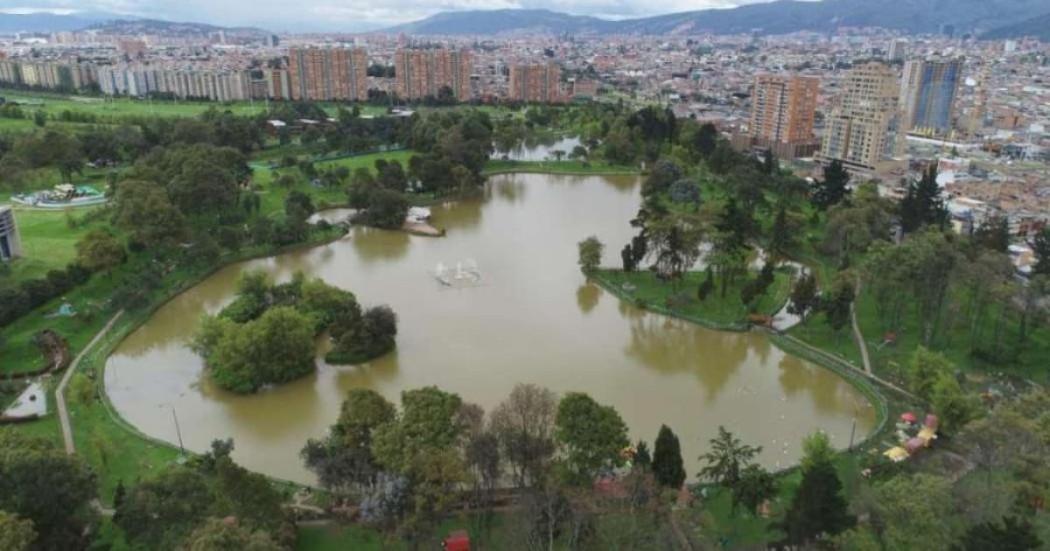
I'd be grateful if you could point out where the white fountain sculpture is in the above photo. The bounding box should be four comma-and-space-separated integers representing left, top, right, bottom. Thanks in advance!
434, 259, 482, 287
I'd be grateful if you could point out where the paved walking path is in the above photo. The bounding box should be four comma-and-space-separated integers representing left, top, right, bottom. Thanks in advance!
56, 311, 123, 454
850, 278, 873, 375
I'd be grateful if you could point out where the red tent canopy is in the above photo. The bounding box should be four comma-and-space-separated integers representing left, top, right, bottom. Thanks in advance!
900, 412, 917, 423
443, 530, 470, 551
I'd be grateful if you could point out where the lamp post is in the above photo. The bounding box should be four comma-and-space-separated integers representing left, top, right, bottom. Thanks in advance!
158, 403, 185, 455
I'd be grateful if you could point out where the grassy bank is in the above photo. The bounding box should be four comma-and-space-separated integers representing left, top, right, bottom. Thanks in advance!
592, 267, 792, 331
483, 159, 639, 176
4, 226, 346, 505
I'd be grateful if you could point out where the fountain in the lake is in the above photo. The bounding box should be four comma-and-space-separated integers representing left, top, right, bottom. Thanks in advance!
434, 259, 481, 287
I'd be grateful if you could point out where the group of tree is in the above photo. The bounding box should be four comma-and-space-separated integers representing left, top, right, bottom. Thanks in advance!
192, 270, 396, 393
113, 439, 295, 550
302, 383, 642, 545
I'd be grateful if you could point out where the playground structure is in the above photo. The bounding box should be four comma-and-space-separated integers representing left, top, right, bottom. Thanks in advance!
883, 412, 939, 462
11, 184, 108, 208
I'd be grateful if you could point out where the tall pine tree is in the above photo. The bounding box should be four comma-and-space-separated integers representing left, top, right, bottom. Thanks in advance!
900, 164, 948, 233
780, 433, 854, 545
651, 425, 686, 489
812, 160, 851, 210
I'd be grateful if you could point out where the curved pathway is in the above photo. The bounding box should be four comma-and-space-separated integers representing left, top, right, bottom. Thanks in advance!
850, 278, 873, 375
56, 310, 124, 454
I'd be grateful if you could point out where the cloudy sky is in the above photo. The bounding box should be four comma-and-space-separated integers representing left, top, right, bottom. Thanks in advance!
0, 0, 780, 31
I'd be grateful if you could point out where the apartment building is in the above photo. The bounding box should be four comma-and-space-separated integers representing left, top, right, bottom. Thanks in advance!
394, 48, 473, 101
746, 74, 820, 158
899, 57, 964, 134
508, 61, 564, 103
819, 61, 900, 173
287, 47, 369, 102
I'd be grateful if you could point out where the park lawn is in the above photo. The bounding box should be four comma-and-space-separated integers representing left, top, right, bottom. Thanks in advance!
791, 275, 1050, 386
1, 205, 111, 282
297, 513, 508, 551
252, 149, 417, 215
1, 89, 269, 119
484, 159, 638, 175
594, 268, 793, 329
3, 89, 389, 122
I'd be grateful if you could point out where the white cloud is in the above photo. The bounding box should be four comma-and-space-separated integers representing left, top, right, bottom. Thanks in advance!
0, 0, 781, 29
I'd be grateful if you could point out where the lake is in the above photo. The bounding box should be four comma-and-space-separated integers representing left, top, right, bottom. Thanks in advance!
105, 173, 875, 485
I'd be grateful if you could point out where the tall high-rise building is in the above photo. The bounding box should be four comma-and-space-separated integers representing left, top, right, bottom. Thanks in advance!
749, 74, 819, 147
508, 62, 564, 103
899, 57, 964, 134
287, 47, 368, 101
887, 39, 908, 61
394, 48, 473, 101
819, 61, 899, 173
0, 205, 22, 262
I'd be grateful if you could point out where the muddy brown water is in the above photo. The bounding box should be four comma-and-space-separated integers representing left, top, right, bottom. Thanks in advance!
105, 173, 875, 485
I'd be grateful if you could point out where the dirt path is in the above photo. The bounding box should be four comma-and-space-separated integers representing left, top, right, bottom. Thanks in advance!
56, 311, 123, 454
850, 278, 873, 375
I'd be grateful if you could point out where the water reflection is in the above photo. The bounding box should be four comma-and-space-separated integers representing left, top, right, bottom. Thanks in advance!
575, 282, 601, 314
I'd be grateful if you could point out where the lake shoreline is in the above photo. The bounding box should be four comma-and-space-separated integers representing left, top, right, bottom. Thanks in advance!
78, 172, 883, 498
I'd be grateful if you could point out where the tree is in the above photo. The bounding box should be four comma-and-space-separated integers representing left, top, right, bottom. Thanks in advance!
116, 468, 213, 550
867, 474, 954, 551
930, 374, 980, 434
302, 389, 395, 496
780, 432, 854, 545
788, 272, 818, 322
183, 518, 282, 551
697, 267, 714, 301
732, 464, 776, 516
768, 206, 796, 260
633, 440, 652, 470
1032, 227, 1050, 277
812, 160, 851, 210
0, 431, 97, 550
0, 511, 36, 551
491, 384, 558, 488
328, 305, 398, 364
372, 387, 464, 474
905, 346, 954, 398
554, 392, 630, 484
900, 164, 948, 233
953, 516, 1042, 551
192, 306, 316, 393
75, 228, 126, 272
821, 272, 854, 335
577, 236, 604, 274
360, 188, 408, 230
112, 179, 187, 248
974, 215, 1010, 253
652, 425, 686, 489
697, 426, 761, 487
692, 122, 719, 159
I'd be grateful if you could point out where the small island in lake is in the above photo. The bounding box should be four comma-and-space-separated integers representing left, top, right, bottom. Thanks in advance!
191, 270, 397, 394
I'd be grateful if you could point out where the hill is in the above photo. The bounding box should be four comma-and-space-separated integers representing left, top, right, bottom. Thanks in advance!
382, 0, 1050, 36
383, 9, 616, 35
981, 12, 1050, 40
0, 12, 116, 33
84, 18, 268, 37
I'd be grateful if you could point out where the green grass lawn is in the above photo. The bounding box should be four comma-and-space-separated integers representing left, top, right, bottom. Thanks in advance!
484, 159, 638, 175
297, 513, 508, 550
1, 89, 392, 122
593, 267, 793, 330
0, 205, 110, 282
252, 149, 417, 215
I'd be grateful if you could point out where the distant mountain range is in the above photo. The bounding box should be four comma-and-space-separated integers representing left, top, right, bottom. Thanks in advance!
0, 12, 267, 36
981, 12, 1050, 41
383, 0, 1050, 37
0, 12, 115, 33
